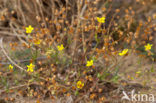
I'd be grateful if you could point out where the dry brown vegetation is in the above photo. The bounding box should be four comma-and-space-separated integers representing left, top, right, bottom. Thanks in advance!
0, 0, 156, 103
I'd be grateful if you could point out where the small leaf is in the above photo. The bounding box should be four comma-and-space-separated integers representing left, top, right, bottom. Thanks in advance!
150, 65, 154, 72
75, 90, 79, 96
97, 73, 101, 78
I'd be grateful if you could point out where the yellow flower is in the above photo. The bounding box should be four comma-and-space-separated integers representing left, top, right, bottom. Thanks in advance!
27, 63, 35, 72
46, 49, 53, 55
26, 25, 34, 33
34, 39, 41, 45
77, 81, 84, 89
9, 64, 13, 70
97, 17, 105, 23
46, 49, 55, 56
118, 49, 128, 56
57, 44, 64, 51
86, 60, 94, 67
144, 43, 152, 51
136, 71, 141, 74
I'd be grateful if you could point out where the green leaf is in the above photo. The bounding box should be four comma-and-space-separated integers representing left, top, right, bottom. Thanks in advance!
75, 90, 79, 96
150, 65, 154, 72
97, 73, 101, 78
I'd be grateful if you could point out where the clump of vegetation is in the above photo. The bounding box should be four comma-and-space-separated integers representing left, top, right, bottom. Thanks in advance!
0, 0, 155, 102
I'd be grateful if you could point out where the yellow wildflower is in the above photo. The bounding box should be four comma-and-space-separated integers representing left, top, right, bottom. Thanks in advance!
26, 25, 34, 33
86, 60, 94, 67
97, 17, 105, 23
9, 64, 13, 70
27, 63, 35, 72
46, 49, 55, 56
34, 39, 41, 45
118, 49, 128, 56
136, 71, 141, 74
77, 81, 84, 89
57, 44, 64, 51
144, 43, 152, 51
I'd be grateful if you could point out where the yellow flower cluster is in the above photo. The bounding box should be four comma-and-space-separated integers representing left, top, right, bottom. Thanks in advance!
97, 17, 105, 23
27, 63, 35, 72
57, 44, 64, 51
34, 39, 41, 45
46, 49, 55, 56
86, 60, 94, 67
144, 43, 152, 51
118, 49, 128, 56
8, 63, 35, 73
77, 81, 84, 89
26, 25, 34, 34
9, 64, 13, 70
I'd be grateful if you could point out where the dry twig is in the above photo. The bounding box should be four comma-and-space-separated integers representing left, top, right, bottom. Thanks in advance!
0, 38, 26, 72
